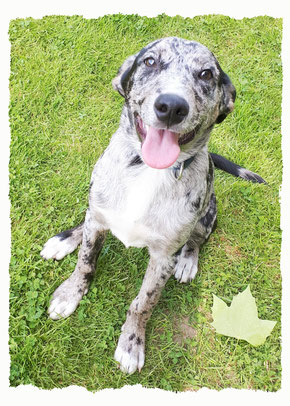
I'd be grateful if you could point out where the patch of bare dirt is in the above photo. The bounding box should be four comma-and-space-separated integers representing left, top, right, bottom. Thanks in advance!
173, 315, 197, 345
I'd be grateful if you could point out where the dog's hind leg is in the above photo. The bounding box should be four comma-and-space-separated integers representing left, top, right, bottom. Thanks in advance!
41, 222, 84, 260
174, 192, 217, 283
48, 210, 107, 320
174, 243, 200, 283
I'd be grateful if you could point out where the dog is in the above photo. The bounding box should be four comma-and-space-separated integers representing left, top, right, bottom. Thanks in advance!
40, 37, 265, 374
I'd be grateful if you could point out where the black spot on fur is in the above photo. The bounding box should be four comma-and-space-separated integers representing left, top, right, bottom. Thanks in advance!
207, 155, 214, 184
200, 193, 217, 228
82, 232, 106, 269
169, 39, 181, 54
86, 238, 93, 249
160, 60, 171, 70
129, 333, 136, 341
212, 217, 218, 233
136, 337, 142, 345
83, 271, 95, 283
120, 67, 133, 95
146, 289, 156, 298
83, 252, 94, 266
192, 88, 203, 105
56, 222, 84, 242
138, 98, 145, 106
57, 228, 73, 241
193, 197, 201, 210
200, 82, 211, 96
129, 155, 143, 167
184, 247, 195, 258
174, 245, 184, 256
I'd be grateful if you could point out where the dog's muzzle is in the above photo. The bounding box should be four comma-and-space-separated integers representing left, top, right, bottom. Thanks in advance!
134, 109, 199, 170
154, 93, 189, 127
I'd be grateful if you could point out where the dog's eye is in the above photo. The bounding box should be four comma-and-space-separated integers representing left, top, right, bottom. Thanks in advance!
144, 57, 156, 67
199, 69, 213, 80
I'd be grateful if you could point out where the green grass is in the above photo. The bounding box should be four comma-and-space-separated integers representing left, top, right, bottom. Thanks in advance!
9, 14, 282, 391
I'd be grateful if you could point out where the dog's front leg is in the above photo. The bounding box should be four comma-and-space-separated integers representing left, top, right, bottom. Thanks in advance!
48, 209, 107, 320
114, 254, 175, 374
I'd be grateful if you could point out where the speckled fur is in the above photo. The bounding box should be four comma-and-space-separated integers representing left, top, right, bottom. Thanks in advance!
41, 37, 238, 374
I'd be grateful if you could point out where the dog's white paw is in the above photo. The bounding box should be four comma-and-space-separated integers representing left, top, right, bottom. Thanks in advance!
174, 252, 198, 283
48, 296, 80, 320
48, 274, 88, 320
114, 331, 145, 374
41, 236, 77, 260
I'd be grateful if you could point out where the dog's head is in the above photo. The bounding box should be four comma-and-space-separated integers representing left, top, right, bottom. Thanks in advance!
112, 37, 236, 169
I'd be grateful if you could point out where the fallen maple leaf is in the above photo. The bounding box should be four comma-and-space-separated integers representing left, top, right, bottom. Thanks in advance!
211, 285, 276, 346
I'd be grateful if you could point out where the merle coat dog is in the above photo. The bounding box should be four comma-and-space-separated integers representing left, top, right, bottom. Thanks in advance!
41, 37, 265, 374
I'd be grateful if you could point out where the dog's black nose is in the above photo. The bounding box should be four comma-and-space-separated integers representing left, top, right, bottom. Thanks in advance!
154, 93, 189, 126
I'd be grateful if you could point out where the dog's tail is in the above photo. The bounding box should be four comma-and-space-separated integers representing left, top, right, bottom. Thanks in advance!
210, 153, 266, 184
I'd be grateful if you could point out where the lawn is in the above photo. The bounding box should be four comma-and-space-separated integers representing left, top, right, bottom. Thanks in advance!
9, 14, 282, 391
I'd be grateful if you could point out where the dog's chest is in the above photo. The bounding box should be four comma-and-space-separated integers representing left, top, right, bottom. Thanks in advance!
98, 168, 167, 248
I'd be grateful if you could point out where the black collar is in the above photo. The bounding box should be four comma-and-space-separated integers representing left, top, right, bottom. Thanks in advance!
129, 153, 195, 179
172, 155, 196, 180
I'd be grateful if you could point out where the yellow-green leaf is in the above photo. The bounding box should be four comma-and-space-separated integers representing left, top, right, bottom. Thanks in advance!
211, 286, 276, 346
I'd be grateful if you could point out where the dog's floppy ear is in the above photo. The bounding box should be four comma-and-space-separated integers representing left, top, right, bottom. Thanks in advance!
112, 53, 138, 98
216, 69, 236, 124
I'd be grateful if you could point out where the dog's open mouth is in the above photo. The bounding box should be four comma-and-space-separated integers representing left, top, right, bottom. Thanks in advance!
135, 114, 197, 169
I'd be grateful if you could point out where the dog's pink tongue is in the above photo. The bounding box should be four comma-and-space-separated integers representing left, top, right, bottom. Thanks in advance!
141, 126, 180, 169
